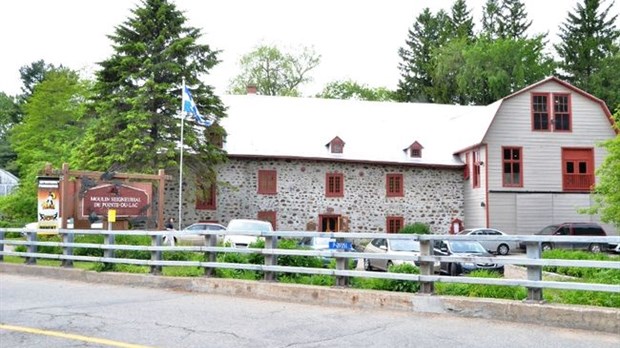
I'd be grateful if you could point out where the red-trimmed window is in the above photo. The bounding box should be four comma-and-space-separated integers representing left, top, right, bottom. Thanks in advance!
472, 150, 481, 188
502, 147, 522, 187
325, 173, 344, 197
386, 216, 404, 233
553, 94, 571, 131
257, 211, 277, 230
532, 94, 550, 131
562, 148, 594, 192
532, 93, 572, 132
386, 174, 404, 197
258, 170, 277, 194
196, 181, 216, 210
463, 152, 470, 180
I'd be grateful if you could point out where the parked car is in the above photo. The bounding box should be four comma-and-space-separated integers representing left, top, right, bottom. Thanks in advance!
434, 240, 504, 276
518, 222, 608, 253
163, 222, 226, 246
224, 219, 272, 248
363, 237, 440, 272
458, 228, 517, 255
298, 236, 356, 266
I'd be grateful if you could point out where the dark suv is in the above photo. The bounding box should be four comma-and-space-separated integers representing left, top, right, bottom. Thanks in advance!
520, 223, 607, 252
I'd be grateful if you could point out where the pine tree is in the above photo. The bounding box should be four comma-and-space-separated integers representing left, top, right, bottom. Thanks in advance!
482, 0, 503, 39
449, 0, 475, 41
555, 0, 620, 90
396, 8, 450, 102
499, 0, 532, 39
73, 0, 227, 178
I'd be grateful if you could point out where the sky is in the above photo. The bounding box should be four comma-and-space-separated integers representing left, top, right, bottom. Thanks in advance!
0, 0, 618, 97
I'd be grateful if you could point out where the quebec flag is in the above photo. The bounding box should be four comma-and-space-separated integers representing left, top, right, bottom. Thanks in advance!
182, 86, 213, 127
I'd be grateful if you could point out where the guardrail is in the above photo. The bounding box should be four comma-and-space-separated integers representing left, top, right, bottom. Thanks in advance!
1, 228, 618, 303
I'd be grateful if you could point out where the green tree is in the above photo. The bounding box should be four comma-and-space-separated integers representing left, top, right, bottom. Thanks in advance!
0, 69, 90, 222
397, 8, 451, 102
588, 51, 620, 113
482, 0, 503, 39
19, 60, 62, 98
0, 92, 20, 172
555, 0, 620, 90
430, 38, 468, 104
499, 0, 533, 39
316, 80, 395, 101
73, 0, 227, 179
589, 109, 620, 227
228, 45, 320, 96
449, 0, 475, 41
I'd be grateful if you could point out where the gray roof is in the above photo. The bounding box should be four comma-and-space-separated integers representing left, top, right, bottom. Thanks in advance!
219, 95, 502, 167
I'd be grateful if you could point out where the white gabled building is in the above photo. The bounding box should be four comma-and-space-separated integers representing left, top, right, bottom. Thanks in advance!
0, 169, 18, 196
164, 77, 617, 236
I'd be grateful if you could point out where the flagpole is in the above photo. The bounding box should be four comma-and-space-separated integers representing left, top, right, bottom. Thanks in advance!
178, 78, 185, 230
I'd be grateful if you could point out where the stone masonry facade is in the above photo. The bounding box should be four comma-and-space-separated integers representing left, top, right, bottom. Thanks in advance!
164, 158, 464, 234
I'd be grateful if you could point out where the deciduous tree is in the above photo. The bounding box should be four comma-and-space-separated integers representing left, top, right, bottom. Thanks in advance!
316, 80, 395, 101
228, 45, 320, 96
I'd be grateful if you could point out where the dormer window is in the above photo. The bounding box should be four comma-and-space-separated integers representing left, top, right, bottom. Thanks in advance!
404, 141, 424, 158
326, 136, 345, 154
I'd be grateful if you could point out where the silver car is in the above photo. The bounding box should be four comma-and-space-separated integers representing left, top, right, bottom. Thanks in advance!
458, 228, 517, 255
363, 238, 439, 272
164, 222, 226, 246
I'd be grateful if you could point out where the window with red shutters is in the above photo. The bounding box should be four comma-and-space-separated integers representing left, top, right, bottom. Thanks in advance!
196, 181, 216, 210
386, 174, 404, 197
532, 93, 572, 132
386, 216, 404, 233
553, 94, 571, 131
258, 170, 277, 194
325, 173, 344, 197
472, 150, 481, 188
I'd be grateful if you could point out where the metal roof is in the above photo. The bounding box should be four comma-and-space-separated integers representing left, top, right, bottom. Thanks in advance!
219, 95, 502, 167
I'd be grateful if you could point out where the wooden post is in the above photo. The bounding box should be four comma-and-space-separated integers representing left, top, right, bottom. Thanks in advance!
204, 233, 217, 277
525, 242, 543, 302
61, 232, 74, 268
264, 235, 277, 281
150, 234, 162, 275
26, 232, 37, 265
335, 237, 349, 287
419, 239, 434, 294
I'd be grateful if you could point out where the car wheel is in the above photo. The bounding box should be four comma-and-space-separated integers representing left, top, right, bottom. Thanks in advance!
588, 244, 602, 253
497, 244, 510, 256
449, 263, 459, 276
541, 243, 552, 252
363, 259, 373, 271
386, 260, 394, 271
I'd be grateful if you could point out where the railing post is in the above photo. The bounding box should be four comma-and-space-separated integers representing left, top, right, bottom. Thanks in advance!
61, 232, 74, 268
203, 233, 217, 277
419, 239, 434, 294
335, 237, 349, 287
0, 230, 4, 262
103, 233, 115, 270
25, 232, 37, 265
264, 235, 277, 281
525, 242, 544, 303
150, 233, 162, 275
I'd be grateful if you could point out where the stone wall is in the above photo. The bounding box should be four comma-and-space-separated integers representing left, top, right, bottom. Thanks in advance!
164, 158, 464, 234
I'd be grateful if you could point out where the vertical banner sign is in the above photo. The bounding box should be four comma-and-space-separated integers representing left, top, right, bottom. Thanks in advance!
37, 178, 60, 233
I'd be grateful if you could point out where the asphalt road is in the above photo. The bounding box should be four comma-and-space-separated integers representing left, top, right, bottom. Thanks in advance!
0, 274, 618, 348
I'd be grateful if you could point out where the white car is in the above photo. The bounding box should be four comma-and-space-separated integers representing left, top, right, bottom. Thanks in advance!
163, 222, 226, 246
224, 219, 272, 248
363, 238, 440, 272
458, 228, 517, 255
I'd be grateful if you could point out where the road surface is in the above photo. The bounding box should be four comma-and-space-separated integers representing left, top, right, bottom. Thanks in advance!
0, 274, 618, 347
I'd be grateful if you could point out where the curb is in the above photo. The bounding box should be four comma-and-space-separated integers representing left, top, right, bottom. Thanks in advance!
1, 263, 618, 334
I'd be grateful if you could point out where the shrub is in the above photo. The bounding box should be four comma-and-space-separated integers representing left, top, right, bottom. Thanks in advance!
435, 270, 526, 300
352, 263, 420, 293
399, 222, 430, 234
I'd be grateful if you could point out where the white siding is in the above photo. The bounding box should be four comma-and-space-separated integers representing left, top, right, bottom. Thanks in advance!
461, 146, 487, 228
488, 193, 516, 233
484, 81, 615, 191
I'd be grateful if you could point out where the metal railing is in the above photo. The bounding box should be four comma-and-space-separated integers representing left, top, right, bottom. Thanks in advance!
0, 228, 618, 302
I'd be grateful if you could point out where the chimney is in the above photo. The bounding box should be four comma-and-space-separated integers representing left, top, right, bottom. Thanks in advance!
246, 85, 257, 95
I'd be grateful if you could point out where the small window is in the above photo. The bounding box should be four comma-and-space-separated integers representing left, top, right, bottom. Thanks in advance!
196, 181, 216, 210
326, 136, 345, 154
553, 94, 571, 131
258, 170, 277, 195
325, 173, 344, 197
502, 147, 522, 187
532, 94, 549, 131
386, 216, 404, 233
406, 141, 424, 158
386, 174, 404, 197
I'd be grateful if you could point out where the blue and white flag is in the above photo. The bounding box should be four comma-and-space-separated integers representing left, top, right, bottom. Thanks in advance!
182, 86, 213, 127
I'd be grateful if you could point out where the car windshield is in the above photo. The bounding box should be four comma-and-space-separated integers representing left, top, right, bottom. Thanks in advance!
390, 239, 420, 252
227, 220, 271, 232
537, 225, 559, 235
448, 241, 486, 253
